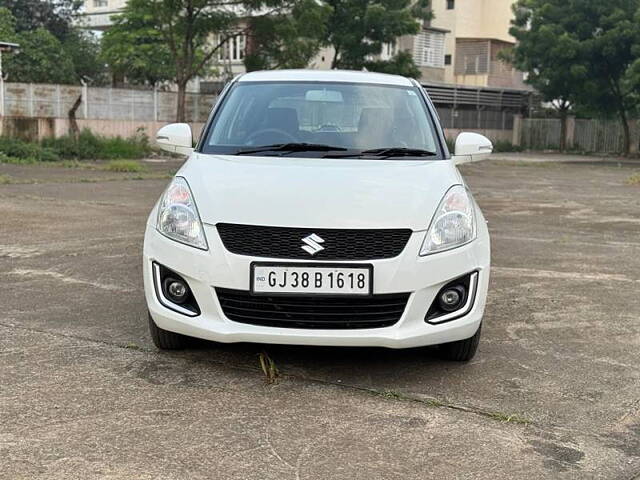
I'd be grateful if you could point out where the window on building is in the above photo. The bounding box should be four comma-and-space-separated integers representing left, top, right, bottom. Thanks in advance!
447, 0, 455, 9
379, 42, 397, 61
94, 0, 108, 7
412, 30, 445, 68
444, 54, 452, 66
219, 35, 246, 63
455, 40, 490, 75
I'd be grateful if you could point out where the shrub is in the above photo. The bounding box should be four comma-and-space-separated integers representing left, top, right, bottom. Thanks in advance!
0, 136, 60, 162
493, 140, 524, 153
41, 129, 152, 160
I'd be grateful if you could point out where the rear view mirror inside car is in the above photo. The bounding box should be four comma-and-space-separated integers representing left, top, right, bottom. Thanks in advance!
305, 89, 344, 103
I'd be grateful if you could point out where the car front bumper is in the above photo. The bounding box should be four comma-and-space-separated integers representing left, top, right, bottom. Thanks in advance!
143, 221, 490, 349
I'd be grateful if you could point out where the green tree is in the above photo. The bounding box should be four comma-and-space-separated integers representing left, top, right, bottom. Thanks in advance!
63, 30, 107, 84
101, 8, 175, 86
505, 1, 586, 151
0, 0, 81, 41
4, 28, 76, 83
0, 2, 105, 84
508, 0, 640, 155
0, 6, 16, 41
244, 0, 330, 71
323, 0, 431, 76
108, 0, 301, 122
364, 51, 422, 79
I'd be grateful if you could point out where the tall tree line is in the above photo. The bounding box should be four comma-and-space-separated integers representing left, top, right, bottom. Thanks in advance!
506, 0, 640, 155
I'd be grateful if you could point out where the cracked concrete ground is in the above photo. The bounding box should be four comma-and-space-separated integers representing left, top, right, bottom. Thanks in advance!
1, 155, 639, 479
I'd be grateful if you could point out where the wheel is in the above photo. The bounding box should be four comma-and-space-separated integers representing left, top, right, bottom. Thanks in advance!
148, 313, 191, 350
438, 324, 482, 362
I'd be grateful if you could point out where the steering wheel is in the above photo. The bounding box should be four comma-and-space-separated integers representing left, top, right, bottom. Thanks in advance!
245, 128, 298, 146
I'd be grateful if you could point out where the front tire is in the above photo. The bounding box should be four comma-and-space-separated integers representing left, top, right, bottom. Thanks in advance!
438, 324, 482, 362
148, 313, 191, 350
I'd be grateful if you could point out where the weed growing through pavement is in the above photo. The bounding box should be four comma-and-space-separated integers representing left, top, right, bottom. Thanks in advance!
259, 351, 279, 384
627, 173, 640, 185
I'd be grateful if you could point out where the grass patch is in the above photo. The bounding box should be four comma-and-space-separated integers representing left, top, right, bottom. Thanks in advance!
0, 174, 13, 184
487, 412, 531, 425
627, 173, 640, 185
60, 159, 88, 169
104, 160, 147, 173
381, 390, 406, 400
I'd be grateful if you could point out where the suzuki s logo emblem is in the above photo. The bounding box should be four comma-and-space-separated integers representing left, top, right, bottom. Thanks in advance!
301, 233, 325, 256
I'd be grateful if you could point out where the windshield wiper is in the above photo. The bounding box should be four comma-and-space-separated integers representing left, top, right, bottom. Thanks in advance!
359, 147, 438, 158
235, 143, 348, 156
324, 147, 438, 159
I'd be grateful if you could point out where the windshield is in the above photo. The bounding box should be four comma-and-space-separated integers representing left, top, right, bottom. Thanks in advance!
201, 81, 442, 158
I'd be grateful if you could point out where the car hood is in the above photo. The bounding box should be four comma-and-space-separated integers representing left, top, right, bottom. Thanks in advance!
178, 153, 463, 231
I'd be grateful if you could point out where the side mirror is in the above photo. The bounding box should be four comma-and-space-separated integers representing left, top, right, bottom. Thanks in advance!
156, 123, 194, 156
452, 132, 493, 165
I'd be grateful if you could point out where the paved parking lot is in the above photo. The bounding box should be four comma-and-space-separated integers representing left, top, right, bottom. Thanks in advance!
1, 155, 639, 479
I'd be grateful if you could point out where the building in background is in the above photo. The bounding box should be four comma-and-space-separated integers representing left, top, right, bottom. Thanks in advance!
428, 0, 527, 89
77, 0, 528, 91
79, 0, 127, 30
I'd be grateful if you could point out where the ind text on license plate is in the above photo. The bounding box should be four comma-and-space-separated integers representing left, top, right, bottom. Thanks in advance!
251, 263, 373, 295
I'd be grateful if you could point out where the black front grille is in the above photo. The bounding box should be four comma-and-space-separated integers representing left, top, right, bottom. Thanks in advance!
216, 223, 412, 261
216, 288, 410, 329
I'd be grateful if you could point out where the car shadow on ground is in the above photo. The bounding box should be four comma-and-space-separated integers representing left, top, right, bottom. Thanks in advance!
177, 337, 467, 384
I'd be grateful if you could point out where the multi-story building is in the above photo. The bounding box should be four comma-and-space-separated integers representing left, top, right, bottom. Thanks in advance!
80, 0, 127, 30
427, 0, 526, 89
77, 0, 527, 90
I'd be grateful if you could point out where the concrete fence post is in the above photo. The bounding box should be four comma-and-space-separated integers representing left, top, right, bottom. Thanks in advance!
631, 119, 640, 155
83, 82, 89, 119
28, 83, 34, 116
0, 75, 4, 117
565, 116, 576, 151
153, 87, 158, 122
108, 87, 113, 119
512, 114, 523, 146
56, 84, 61, 118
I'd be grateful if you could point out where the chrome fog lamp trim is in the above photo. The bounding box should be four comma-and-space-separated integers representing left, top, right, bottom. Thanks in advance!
427, 272, 478, 325
152, 262, 199, 317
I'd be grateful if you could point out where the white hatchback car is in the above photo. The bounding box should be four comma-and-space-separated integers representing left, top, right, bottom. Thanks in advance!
144, 70, 491, 361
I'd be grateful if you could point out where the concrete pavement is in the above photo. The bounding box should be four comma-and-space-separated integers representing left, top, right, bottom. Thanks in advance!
1, 155, 639, 479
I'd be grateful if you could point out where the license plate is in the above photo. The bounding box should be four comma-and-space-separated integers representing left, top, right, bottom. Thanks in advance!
251, 263, 373, 296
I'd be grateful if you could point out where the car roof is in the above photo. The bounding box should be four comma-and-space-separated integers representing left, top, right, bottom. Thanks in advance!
237, 69, 415, 87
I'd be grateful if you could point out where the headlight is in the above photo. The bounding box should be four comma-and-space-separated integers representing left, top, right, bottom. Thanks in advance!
157, 177, 208, 250
420, 185, 476, 256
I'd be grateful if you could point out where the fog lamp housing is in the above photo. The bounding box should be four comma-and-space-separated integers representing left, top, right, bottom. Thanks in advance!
426, 271, 478, 324
153, 262, 200, 316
